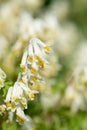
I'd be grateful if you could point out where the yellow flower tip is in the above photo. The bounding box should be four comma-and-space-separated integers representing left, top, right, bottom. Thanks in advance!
15, 98, 19, 103
31, 93, 35, 98
34, 55, 40, 61
6, 102, 11, 107
32, 76, 37, 81
35, 56, 44, 68
21, 98, 26, 104
30, 67, 36, 73
20, 104, 26, 109
44, 46, 50, 52
16, 115, 25, 123
27, 56, 33, 62
11, 103, 16, 110
20, 78, 27, 84
28, 82, 34, 89
40, 62, 44, 69
20, 65, 27, 72
34, 55, 37, 59
38, 59, 44, 68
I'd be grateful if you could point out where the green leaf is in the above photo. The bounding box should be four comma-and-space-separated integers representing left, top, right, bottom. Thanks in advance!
2, 121, 18, 130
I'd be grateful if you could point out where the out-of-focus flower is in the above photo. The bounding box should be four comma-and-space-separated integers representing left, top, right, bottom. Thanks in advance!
64, 65, 87, 113
0, 105, 6, 115
56, 23, 80, 56
76, 42, 87, 65
41, 15, 58, 43
0, 36, 8, 60
22, 116, 36, 130
23, 0, 43, 13
42, 52, 61, 78
0, 68, 6, 89
50, 0, 70, 21
41, 90, 60, 112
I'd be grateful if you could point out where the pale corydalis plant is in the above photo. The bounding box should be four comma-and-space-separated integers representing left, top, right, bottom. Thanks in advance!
3, 38, 50, 123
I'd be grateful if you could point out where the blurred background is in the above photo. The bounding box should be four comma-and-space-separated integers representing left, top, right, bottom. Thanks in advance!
0, 0, 87, 130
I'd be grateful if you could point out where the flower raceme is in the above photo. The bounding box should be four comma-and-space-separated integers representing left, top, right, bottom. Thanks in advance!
4, 38, 50, 123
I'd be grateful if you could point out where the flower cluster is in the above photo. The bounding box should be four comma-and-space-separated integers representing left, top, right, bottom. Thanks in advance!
4, 38, 50, 123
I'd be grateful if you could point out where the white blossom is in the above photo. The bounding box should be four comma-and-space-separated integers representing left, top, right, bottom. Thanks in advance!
16, 107, 29, 123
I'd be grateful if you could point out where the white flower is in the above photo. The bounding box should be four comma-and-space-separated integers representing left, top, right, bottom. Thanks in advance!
30, 62, 38, 73
41, 91, 60, 111
20, 97, 27, 109
21, 51, 28, 66
11, 82, 23, 103
30, 38, 50, 53
71, 94, 85, 113
20, 82, 38, 100
27, 90, 38, 100
16, 107, 29, 123
27, 43, 34, 64
28, 38, 50, 69
32, 38, 50, 53
65, 85, 76, 101
0, 105, 6, 115
5, 87, 13, 110
20, 51, 28, 73
5, 82, 27, 111
20, 75, 28, 84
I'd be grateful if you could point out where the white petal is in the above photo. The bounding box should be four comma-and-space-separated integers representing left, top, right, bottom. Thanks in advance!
5, 87, 13, 102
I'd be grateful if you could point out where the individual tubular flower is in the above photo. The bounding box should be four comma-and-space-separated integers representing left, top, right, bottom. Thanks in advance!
76, 42, 87, 65
20, 50, 28, 74
16, 107, 29, 123
0, 68, 6, 89
22, 116, 36, 130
